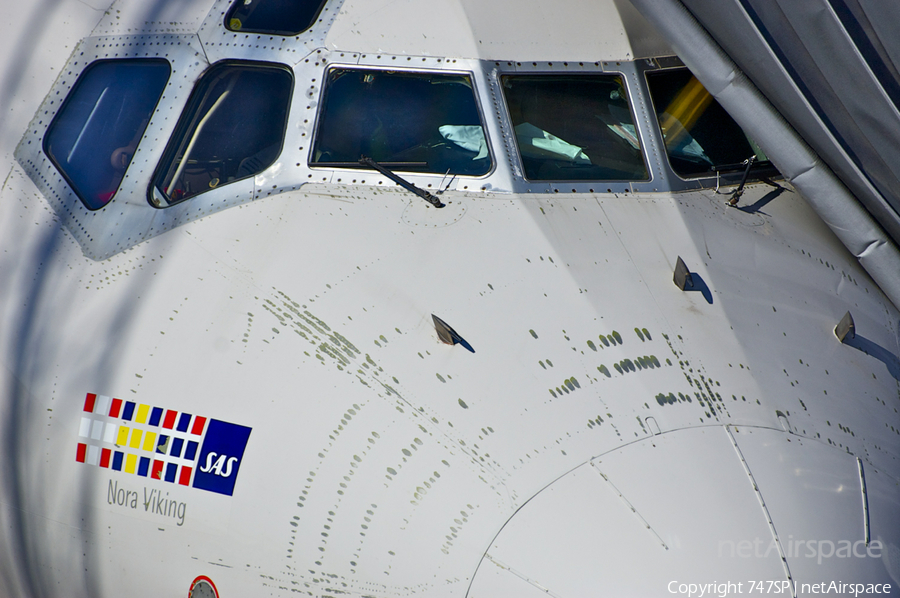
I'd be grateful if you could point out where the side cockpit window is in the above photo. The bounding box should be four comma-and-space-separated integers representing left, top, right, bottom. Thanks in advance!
150, 62, 293, 207
44, 59, 170, 210
646, 69, 770, 178
225, 0, 328, 36
311, 69, 492, 177
501, 75, 648, 181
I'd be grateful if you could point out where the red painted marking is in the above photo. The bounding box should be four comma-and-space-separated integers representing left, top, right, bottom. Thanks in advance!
190, 416, 207, 435
162, 410, 177, 429
189, 576, 219, 598
178, 466, 192, 486
83, 393, 96, 413
99, 448, 111, 468
109, 398, 122, 418
75, 443, 87, 463
151, 460, 165, 480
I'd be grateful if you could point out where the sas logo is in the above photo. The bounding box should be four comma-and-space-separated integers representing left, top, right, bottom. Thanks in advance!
75, 393, 251, 496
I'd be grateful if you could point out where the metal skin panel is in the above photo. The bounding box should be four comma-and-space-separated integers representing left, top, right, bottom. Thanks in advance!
9, 16, 736, 260
730, 426, 897, 587
198, 0, 347, 66
91, 0, 215, 36
628, 0, 900, 316
601, 185, 900, 475
0, 0, 105, 164
473, 429, 786, 597
13, 33, 213, 260
676, 0, 900, 247
3, 176, 898, 595
1, 0, 899, 596
468, 558, 563, 598
322, 0, 670, 62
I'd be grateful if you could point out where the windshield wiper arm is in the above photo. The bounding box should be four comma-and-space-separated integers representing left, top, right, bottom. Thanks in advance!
359, 156, 445, 208
726, 155, 756, 207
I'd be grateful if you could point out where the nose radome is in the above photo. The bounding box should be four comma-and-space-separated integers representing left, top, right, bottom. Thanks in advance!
468, 426, 899, 597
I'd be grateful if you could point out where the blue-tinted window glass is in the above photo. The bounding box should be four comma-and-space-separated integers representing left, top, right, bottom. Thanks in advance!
311, 68, 491, 177
44, 59, 170, 210
646, 69, 771, 177
226, 0, 328, 36
151, 61, 293, 207
501, 74, 648, 181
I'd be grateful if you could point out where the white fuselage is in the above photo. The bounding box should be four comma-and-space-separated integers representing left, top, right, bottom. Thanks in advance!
1, 0, 898, 596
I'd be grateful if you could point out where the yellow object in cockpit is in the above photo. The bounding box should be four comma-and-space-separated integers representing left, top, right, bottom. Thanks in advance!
660, 75, 714, 146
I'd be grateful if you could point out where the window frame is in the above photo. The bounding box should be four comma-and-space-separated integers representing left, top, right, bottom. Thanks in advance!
308, 65, 496, 179
499, 71, 650, 184
224, 0, 329, 36
644, 66, 778, 182
148, 59, 294, 208
43, 57, 171, 211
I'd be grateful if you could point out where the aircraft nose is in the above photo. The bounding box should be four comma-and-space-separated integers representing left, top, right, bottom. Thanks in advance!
467, 426, 900, 597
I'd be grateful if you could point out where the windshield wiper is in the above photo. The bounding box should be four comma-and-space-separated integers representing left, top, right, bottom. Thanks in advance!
726, 155, 756, 206
359, 156, 445, 208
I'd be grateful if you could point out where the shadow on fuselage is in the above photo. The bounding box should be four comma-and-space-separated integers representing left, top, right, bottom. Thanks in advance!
842, 333, 900, 382
684, 271, 714, 304
736, 185, 787, 215
1, 3, 184, 596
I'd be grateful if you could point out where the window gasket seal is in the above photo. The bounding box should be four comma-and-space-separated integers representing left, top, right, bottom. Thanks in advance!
307, 64, 496, 180
43, 57, 171, 211
499, 71, 651, 184
223, 0, 330, 37
148, 59, 295, 208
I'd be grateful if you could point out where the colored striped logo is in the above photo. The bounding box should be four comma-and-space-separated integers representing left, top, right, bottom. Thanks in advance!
75, 393, 251, 496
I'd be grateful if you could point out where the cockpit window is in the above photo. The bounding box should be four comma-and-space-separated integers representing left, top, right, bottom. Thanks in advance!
43, 59, 170, 210
646, 69, 770, 177
501, 75, 648, 181
310, 68, 492, 177
150, 62, 292, 207
225, 0, 328, 36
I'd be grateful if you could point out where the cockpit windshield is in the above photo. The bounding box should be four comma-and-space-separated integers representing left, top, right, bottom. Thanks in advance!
310, 68, 492, 177
44, 59, 170, 210
225, 0, 328, 36
150, 62, 293, 207
501, 75, 649, 181
646, 69, 770, 178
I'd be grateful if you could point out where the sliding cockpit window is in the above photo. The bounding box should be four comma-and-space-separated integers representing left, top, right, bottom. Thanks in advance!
501, 75, 649, 181
225, 0, 328, 36
646, 69, 771, 178
150, 61, 293, 207
43, 59, 170, 210
310, 68, 492, 177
